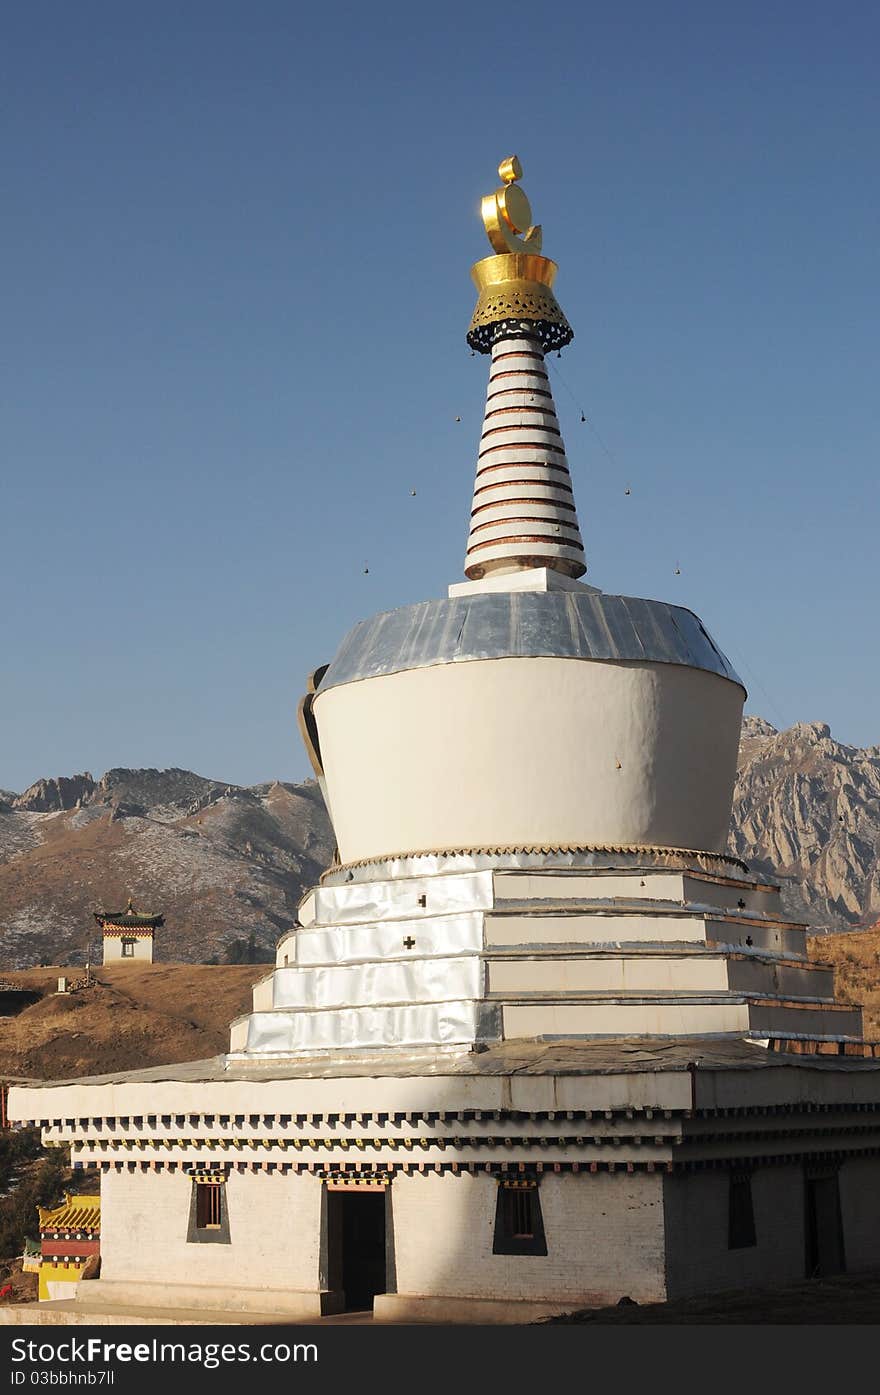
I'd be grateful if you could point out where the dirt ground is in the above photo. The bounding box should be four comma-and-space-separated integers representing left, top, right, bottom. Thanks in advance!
0, 1258, 38, 1305
544, 1270, 880, 1323
0, 963, 267, 1079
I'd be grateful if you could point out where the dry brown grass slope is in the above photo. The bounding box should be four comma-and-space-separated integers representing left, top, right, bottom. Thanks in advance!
808, 925, 880, 1039
0, 964, 266, 1080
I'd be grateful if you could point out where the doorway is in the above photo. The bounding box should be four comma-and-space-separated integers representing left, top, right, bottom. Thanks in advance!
805, 1169, 845, 1278
326, 1187, 388, 1312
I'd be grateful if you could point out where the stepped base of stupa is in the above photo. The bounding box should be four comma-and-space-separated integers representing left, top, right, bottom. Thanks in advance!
228, 850, 862, 1058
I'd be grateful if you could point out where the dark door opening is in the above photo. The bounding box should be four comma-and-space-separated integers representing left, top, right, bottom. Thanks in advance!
805, 1172, 845, 1278
327, 1189, 387, 1312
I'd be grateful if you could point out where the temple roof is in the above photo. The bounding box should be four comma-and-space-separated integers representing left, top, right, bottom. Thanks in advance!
38, 1193, 100, 1234
94, 896, 163, 929
15, 1039, 880, 1088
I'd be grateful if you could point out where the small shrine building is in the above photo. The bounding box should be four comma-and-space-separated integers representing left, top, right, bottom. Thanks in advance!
95, 898, 163, 965
34, 1194, 100, 1302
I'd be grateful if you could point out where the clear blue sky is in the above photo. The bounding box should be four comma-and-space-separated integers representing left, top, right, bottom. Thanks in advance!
2, 1, 878, 792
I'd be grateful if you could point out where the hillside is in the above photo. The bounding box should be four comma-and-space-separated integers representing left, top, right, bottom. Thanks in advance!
0, 964, 266, 1079
0, 771, 335, 969
807, 925, 880, 1039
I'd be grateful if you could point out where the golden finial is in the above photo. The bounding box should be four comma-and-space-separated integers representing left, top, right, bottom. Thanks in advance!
480, 155, 543, 255
467, 156, 571, 354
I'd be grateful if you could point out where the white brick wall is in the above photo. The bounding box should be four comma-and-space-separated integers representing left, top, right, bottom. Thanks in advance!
95, 1157, 880, 1311
390, 1171, 667, 1305
99, 1169, 322, 1290
663, 1165, 806, 1298
102, 935, 153, 964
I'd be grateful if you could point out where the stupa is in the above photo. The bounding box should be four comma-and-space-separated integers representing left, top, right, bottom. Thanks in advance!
9, 158, 880, 1325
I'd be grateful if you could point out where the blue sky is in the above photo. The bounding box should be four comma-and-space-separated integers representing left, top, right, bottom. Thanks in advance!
2, 0, 878, 792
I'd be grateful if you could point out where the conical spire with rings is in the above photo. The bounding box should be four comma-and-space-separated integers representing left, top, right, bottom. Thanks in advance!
464, 157, 586, 581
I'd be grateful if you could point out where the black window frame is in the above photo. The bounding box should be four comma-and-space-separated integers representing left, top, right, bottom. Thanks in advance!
186, 1175, 230, 1245
492, 1179, 547, 1257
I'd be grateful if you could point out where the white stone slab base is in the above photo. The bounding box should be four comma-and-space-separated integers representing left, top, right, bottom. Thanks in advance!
67, 1278, 343, 1320
448, 567, 599, 598
0, 1301, 303, 1327
373, 1292, 591, 1324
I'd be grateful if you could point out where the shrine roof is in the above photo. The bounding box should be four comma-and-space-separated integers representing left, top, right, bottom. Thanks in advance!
94, 897, 163, 929
38, 1194, 100, 1235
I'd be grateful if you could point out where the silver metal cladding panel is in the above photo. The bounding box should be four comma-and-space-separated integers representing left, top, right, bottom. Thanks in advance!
271, 955, 484, 1010
311, 871, 496, 926
243, 1000, 494, 1053
295, 912, 486, 966
318, 592, 744, 691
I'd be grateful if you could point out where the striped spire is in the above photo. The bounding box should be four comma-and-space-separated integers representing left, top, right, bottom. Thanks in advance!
464, 334, 586, 580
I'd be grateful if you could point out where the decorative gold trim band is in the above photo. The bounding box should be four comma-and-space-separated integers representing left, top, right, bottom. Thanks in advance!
321, 843, 749, 883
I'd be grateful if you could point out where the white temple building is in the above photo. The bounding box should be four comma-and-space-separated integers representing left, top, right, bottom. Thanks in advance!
8, 158, 880, 1324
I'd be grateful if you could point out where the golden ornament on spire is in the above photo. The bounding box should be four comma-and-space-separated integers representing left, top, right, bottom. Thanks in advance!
467, 155, 573, 355
480, 155, 543, 255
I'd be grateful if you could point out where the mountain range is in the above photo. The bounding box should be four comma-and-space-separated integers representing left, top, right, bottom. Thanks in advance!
0, 769, 334, 968
0, 714, 878, 968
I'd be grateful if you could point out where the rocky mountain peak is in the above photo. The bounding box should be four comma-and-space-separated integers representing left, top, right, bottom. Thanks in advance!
730, 717, 880, 930
741, 715, 778, 738
12, 773, 96, 813
96, 768, 229, 818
